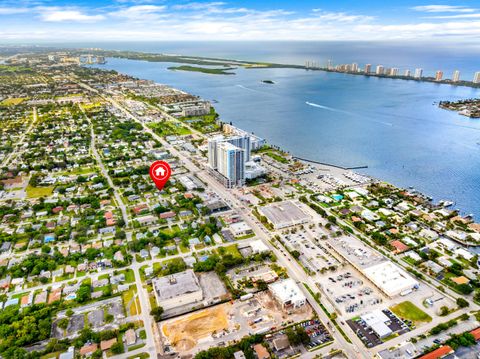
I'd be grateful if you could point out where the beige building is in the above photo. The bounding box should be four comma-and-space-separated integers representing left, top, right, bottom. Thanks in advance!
152, 269, 203, 310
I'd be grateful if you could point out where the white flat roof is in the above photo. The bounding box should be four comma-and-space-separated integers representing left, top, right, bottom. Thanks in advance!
361, 310, 392, 338
363, 261, 418, 297
250, 240, 269, 253
259, 201, 310, 227
269, 278, 306, 304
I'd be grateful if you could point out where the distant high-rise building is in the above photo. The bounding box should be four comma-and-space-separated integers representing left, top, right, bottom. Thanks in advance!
435, 71, 443, 81
414, 68, 423, 79
364, 64, 371, 74
390, 68, 399, 76
216, 142, 245, 188
473, 72, 480, 84
327, 60, 333, 70
376, 65, 384, 75
404, 69, 411, 77
351, 63, 358, 72
452, 70, 460, 82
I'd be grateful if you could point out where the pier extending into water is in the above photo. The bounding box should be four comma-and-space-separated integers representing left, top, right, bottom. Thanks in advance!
293, 156, 368, 170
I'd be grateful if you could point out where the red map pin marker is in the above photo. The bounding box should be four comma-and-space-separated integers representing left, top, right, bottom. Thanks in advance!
149, 160, 172, 191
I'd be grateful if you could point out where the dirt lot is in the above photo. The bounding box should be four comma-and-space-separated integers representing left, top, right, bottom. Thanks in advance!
161, 303, 231, 352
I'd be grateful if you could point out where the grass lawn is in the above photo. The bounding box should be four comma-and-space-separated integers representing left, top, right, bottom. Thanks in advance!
235, 233, 256, 240
390, 301, 432, 323
122, 286, 138, 316
40, 352, 60, 359
219, 244, 242, 259
26, 185, 54, 198
265, 151, 288, 164
58, 167, 97, 176
0, 97, 25, 106
128, 343, 146, 352
179, 243, 189, 253
127, 353, 149, 359
123, 269, 135, 283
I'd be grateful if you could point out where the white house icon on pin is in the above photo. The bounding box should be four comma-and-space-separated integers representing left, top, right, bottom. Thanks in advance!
155, 166, 166, 177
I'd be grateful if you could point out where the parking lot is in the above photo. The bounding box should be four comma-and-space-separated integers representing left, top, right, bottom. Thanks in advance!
266, 319, 332, 357
301, 319, 332, 350
280, 231, 340, 274
317, 267, 385, 316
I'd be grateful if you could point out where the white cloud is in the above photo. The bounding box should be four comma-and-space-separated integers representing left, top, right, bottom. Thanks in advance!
0, 2, 479, 45
412, 5, 476, 13
0, 7, 29, 15
110, 5, 166, 21
426, 13, 480, 19
38, 7, 105, 22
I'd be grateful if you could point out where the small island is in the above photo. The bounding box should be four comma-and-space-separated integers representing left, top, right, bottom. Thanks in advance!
439, 99, 480, 118
167, 65, 236, 75
261, 80, 275, 84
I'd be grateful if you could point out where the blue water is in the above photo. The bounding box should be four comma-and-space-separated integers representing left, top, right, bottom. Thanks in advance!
69, 40, 480, 79
90, 57, 480, 218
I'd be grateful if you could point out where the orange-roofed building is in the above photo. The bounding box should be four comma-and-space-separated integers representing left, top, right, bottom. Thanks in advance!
390, 240, 409, 253
253, 344, 270, 359
388, 228, 399, 235
80, 343, 98, 356
469, 223, 480, 233
417, 345, 454, 359
100, 338, 117, 351
451, 276, 469, 285
184, 193, 194, 199
470, 327, 480, 341
48, 289, 62, 304
104, 211, 113, 220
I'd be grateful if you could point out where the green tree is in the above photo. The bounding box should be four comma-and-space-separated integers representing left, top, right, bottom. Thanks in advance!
150, 306, 164, 322
57, 318, 69, 330
110, 342, 123, 354
456, 297, 469, 308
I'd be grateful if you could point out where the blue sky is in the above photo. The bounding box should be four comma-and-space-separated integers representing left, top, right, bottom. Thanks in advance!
1, 0, 480, 43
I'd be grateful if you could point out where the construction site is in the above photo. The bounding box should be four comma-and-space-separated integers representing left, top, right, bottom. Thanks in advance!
160, 291, 314, 356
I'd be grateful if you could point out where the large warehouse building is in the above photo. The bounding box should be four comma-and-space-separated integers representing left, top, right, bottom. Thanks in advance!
363, 261, 419, 297
258, 201, 310, 229
152, 269, 203, 310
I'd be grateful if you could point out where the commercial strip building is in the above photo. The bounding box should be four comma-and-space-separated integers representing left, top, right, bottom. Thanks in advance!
258, 201, 310, 229
362, 261, 419, 297
152, 269, 203, 310
269, 278, 306, 309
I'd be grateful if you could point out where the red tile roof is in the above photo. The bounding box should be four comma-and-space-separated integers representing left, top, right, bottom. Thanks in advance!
470, 327, 480, 341
390, 240, 409, 253
418, 345, 454, 359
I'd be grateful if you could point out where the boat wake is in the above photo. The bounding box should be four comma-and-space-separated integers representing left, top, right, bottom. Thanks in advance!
236, 84, 264, 93
306, 101, 393, 126
305, 101, 346, 113
305, 101, 349, 113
